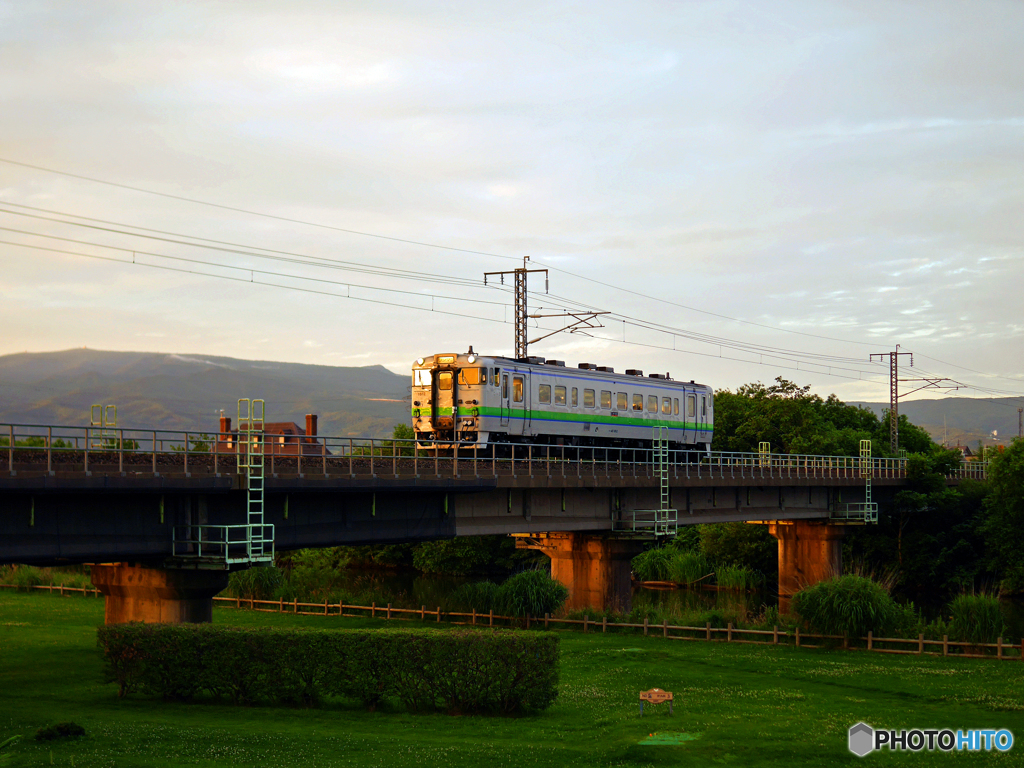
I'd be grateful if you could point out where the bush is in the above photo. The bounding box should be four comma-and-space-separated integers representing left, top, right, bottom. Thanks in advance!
495, 570, 569, 617
666, 551, 713, 586
97, 624, 559, 715
948, 594, 1006, 645
792, 575, 903, 639
35, 722, 85, 741
631, 548, 672, 582
715, 565, 761, 591
2, 565, 43, 590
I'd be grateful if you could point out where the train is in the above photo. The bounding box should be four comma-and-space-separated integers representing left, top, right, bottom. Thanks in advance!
411, 347, 713, 454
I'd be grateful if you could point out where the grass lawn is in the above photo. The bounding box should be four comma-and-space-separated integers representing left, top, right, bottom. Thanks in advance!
2, 591, 1023, 766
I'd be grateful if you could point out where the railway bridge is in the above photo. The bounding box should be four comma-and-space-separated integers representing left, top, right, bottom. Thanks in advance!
0, 421, 986, 623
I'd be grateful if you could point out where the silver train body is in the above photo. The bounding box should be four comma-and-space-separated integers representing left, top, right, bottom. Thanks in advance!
411, 351, 713, 451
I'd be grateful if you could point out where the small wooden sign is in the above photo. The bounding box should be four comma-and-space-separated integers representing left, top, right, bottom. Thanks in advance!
639, 688, 673, 715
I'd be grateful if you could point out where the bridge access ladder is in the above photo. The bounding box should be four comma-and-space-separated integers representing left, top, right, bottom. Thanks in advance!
830, 439, 879, 524
169, 398, 276, 569
615, 426, 678, 538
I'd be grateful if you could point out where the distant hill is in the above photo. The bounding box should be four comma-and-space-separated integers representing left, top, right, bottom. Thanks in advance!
0, 349, 409, 437
850, 397, 1023, 449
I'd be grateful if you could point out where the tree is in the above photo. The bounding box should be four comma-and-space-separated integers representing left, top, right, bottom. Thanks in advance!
981, 439, 1024, 594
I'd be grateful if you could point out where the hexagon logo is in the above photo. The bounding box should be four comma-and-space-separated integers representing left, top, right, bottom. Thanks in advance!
849, 722, 874, 757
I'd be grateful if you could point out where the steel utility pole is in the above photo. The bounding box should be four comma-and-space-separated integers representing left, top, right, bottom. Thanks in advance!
484, 257, 548, 359
484, 257, 608, 359
870, 346, 913, 453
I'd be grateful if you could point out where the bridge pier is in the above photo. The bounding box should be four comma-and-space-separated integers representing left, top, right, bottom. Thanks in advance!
517, 532, 645, 613
90, 563, 229, 625
767, 521, 845, 615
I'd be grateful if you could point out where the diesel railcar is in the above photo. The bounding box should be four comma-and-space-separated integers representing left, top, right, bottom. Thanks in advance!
411, 348, 713, 453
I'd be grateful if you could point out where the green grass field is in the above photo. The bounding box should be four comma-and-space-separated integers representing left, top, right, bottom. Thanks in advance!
2, 591, 1023, 766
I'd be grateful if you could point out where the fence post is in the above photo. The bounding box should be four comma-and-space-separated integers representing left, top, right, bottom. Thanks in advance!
773, 625, 779, 645
727, 622, 733, 642
387, 603, 392, 620
583, 615, 588, 634
489, 609, 493, 627
602, 616, 607, 634
545, 612, 550, 629
437, 606, 441, 623
421, 604, 426, 621
236, 596, 240, 609
472, 607, 476, 625
998, 637, 1003, 660
293, 598, 297, 614
795, 627, 801, 647
663, 619, 668, 638
706, 622, 711, 641
943, 635, 949, 657
324, 599, 328, 616
644, 617, 649, 636
918, 633, 924, 655
868, 631, 873, 650
526, 613, 530, 629
371, 601, 375, 619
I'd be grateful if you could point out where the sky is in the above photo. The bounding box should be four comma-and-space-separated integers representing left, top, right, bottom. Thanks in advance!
1, 0, 1023, 405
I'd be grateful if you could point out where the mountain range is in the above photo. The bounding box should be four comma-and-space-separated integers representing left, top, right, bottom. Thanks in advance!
1, 348, 1020, 447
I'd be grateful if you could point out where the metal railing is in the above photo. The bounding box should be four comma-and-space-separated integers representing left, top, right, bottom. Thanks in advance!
170, 524, 275, 567
1, 421, 989, 482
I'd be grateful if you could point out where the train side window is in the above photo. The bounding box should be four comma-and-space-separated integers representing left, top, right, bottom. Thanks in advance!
458, 367, 482, 385
513, 376, 524, 403
584, 389, 595, 408
647, 395, 658, 413
438, 371, 453, 391
616, 392, 627, 411
701, 395, 707, 418
493, 368, 500, 386
600, 390, 611, 409
538, 384, 551, 404
673, 398, 679, 415
687, 394, 696, 419
413, 370, 431, 387
571, 388, 578, 407
502, 374, 509, 399
554, 385, 566, 405
662, 397, 671, 414
632, 394, 643, 411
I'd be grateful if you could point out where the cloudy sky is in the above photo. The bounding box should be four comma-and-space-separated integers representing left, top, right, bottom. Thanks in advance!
2, 0, 1022, 404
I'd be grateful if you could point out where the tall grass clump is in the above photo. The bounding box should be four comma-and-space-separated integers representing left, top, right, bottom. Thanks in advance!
666, 551, 713, 586
792, 575, 903, 639
715, 565, 761, 591
227, 566, 284, 601
631, 548, 672, 582
1, 565, 44, 590
495, 570, 568, 617
445, 581, 499, 613
948, 594, 1006, 645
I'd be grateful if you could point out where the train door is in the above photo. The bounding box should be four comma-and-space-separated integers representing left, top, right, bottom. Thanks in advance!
685, 391, 697, 447
500, 373, 510, 427
434, 369, 456, 438
697, 391, 709, 447
509, 370, 527, 436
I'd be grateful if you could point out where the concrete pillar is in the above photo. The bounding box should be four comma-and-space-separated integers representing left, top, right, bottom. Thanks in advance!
767, 521, 845, 615
517, 532, 645, 613
90, 562, 229, 625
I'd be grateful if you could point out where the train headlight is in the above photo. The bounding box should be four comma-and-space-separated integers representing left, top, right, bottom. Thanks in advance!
416, 357, 425, 365
467, 354, 476, 363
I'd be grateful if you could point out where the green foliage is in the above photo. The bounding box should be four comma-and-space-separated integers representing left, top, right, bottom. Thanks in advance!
446, 581, 500, 613
698, 523, 777, 578
35, 722, 85, 741
412, 536, 536, 576
630, 548, 672, 582
715, 565, 761, 591
495, 570, 569, 617
666, 551, 713, 585
227, 566, 284, 601
792, 575, 904, 639
982, 439, 1024, 595
948, 594, 1006, 645
96, 624, 559, 714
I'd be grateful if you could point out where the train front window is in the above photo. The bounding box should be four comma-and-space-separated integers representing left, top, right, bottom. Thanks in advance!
458, 367, 482, 385
413, 370, 431, 387
438, 372, 453, 391
513, 377, 524, 403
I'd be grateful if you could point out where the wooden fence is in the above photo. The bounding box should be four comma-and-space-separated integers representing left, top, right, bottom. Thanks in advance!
4, 583, 1021, 661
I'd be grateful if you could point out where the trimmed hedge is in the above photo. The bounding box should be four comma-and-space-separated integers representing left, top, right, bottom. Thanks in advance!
97, 624, 559, 714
